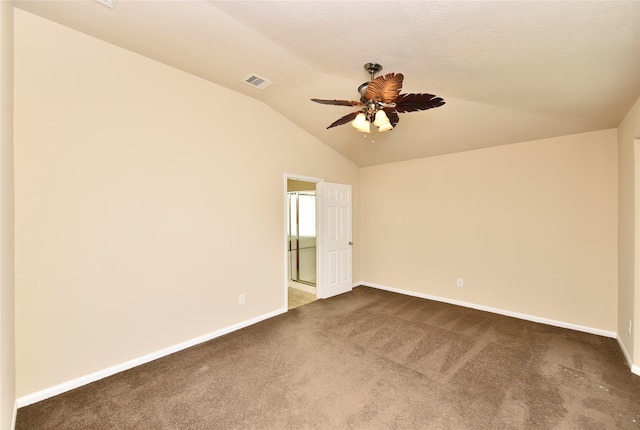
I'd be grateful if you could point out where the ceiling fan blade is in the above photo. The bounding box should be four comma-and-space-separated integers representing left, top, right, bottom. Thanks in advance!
365, 73, 404, 104
394, 93, 445, 113
311, 99, 363, 107
382, 108, 400, 128
327, 111, 360, 129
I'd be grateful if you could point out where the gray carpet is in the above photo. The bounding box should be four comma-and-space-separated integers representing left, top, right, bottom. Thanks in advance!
16, 286, 640, 429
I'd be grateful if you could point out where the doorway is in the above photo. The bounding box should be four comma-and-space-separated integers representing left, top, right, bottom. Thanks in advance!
287, 178, 318, 309
284, 175, 353, 310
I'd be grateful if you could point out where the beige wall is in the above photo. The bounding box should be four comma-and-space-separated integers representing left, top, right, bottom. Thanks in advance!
361, 129, 618, 332
0, 1, 15, 426
618, 95, 640, 368
13, 9, 359, 398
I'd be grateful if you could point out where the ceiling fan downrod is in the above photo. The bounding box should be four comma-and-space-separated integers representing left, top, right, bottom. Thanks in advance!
364, 62, 382, 81
358, 62, 383, 100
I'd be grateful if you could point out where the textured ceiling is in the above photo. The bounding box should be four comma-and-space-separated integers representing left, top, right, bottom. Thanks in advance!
13, 0, 640, 167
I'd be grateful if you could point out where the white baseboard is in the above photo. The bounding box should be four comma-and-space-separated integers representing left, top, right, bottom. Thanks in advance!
616, 334, 640, 376
11, 402, 17, 430
359, 282, 617, 339
15, 284, 638, 409
16, 307, 287, 408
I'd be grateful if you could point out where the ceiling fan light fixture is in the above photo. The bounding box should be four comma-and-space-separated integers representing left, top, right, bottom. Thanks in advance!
351, 113, 367, 129
373, 110, 389, 127
378, 122, 393, 132
357, 120, 371, 133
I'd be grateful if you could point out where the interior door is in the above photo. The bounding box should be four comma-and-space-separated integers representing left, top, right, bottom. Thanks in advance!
319, 182, 352, 298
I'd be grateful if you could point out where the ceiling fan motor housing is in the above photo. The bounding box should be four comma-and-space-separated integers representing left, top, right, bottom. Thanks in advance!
358, 82, 369, 100
360, 62, 382, 101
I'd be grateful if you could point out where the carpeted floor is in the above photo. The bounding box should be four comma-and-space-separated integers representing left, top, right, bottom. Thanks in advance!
16, 286, 640, 429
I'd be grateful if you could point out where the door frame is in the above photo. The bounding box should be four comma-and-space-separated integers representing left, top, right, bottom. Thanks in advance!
284, 173, 323, 306
632, 138, 640, 372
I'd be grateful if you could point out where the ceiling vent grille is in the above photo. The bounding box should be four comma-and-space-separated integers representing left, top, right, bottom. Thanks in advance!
242, 74, 273, 90
95, 0, 116, 8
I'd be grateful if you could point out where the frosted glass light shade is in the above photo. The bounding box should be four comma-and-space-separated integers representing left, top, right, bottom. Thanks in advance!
351, 113, 367, 129
373, 110, 389, 127
358, 120, 371, 133
378, 122, 393, 132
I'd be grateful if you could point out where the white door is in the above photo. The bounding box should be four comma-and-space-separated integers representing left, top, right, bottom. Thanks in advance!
318, 182, 352, 298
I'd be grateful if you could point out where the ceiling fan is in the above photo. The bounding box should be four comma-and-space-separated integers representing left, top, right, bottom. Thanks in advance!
311, 63, 445, 134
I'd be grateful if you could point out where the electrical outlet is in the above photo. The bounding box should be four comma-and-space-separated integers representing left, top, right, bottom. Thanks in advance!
629, 319, 633, 336
457, 278, 464, 288
239, 294, 246, 305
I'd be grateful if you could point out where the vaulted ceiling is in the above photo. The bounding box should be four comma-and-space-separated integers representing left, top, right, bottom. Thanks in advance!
13, 0, 640, 167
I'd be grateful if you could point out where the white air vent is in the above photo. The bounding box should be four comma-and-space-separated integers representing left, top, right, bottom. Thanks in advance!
95, 0, 116, 8
242, 74, 273, 90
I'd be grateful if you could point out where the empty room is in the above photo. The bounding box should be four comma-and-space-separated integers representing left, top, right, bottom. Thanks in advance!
1, 1, 640, 429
